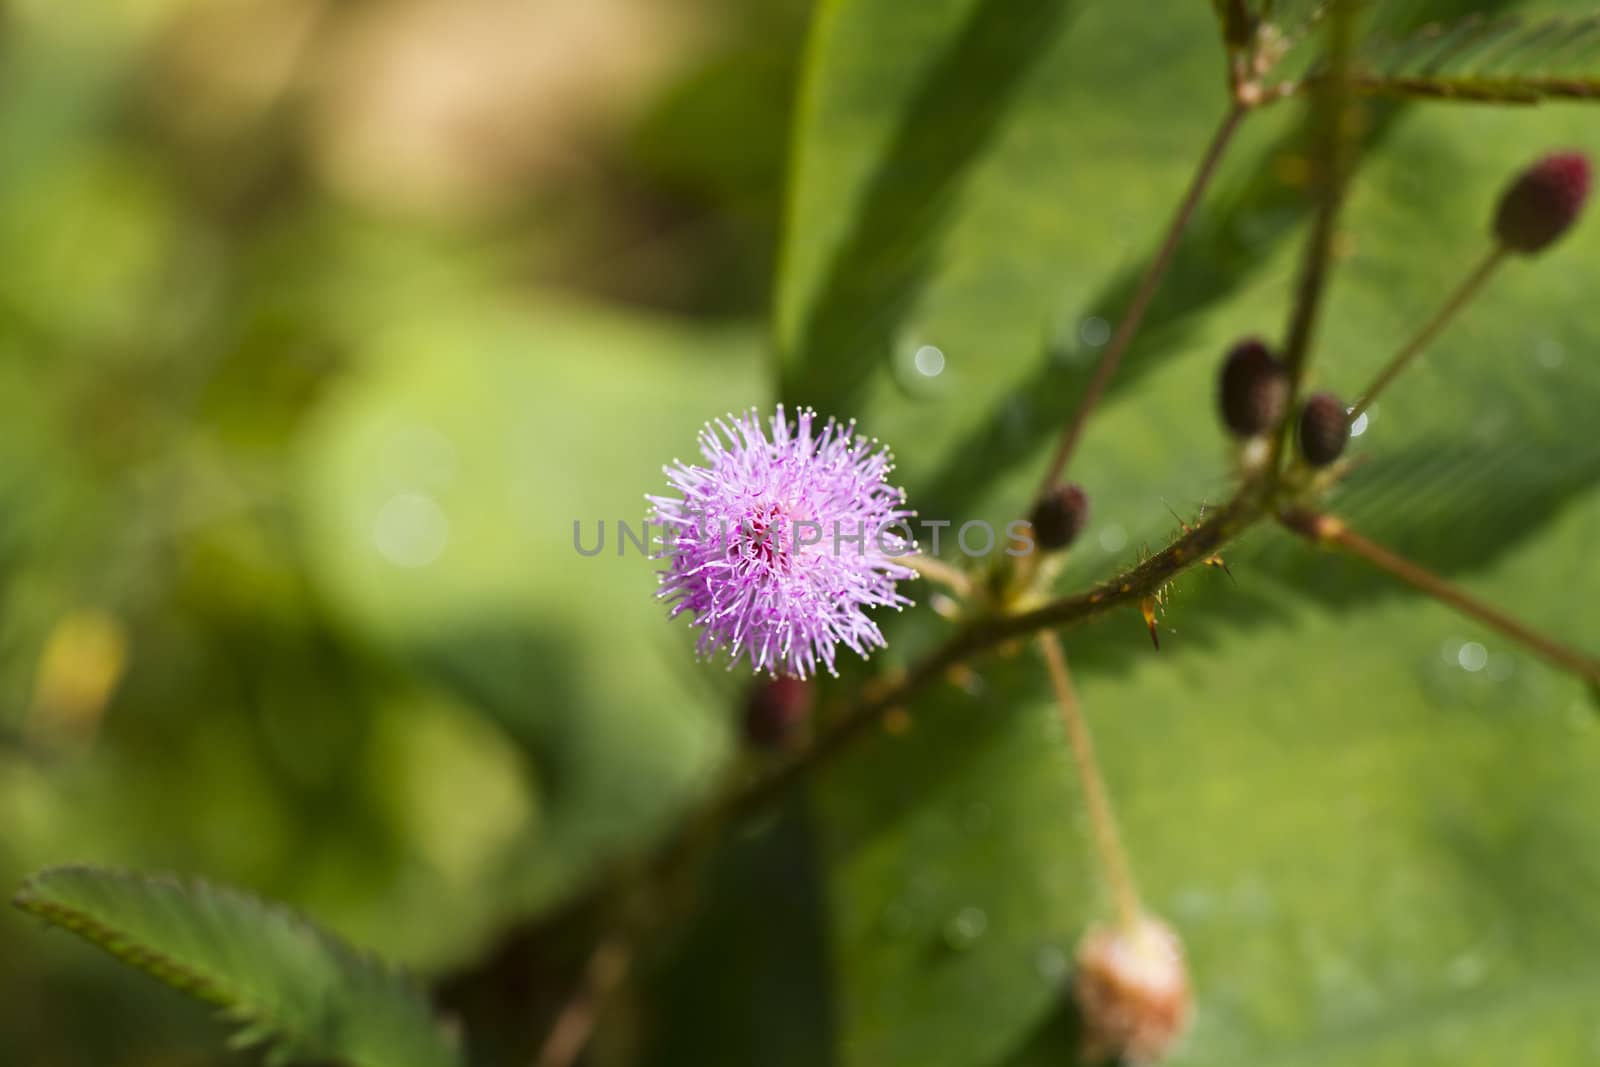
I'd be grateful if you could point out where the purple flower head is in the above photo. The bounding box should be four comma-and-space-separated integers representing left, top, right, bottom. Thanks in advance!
648, 405, 916, 679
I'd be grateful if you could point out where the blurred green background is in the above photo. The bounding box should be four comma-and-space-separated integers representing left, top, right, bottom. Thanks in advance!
6, 1, 1600, 1065
0, 0, 804, 1061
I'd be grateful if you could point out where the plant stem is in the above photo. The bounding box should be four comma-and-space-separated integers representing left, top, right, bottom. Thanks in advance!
1035, 630, 1143, 932
534, 932, 633, 1067
998, 491, 1263, 641
1279, 508, 1600, 688
1035, 102, 1247, 499
1274, 0, 1359, 463
1350, 247, 1505, 418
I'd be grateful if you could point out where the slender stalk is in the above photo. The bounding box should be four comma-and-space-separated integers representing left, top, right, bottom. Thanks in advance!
1036, 630, 1143, 932
1280, 508, 1600, 688
1350, 247, 1505, 418
1274, 0, 1359, 463
1267, 0, 1356, 476
534, 933, 633, 1067
1035, 103, 1248, 499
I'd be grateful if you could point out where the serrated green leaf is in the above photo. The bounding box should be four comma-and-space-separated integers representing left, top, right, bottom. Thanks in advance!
1310, 12, 1600, 103
13, 866, 464, 1067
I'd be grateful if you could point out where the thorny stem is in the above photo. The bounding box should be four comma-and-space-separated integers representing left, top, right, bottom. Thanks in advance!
1034, 102, 1248, 500
1035, 630, 1144, 933
994, 491, 1262, 643
1279, 508, 1600, 688
1350, 247, 1506, 418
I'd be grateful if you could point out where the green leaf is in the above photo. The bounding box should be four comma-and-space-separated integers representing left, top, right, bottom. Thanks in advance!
1328, 12, 1600, 104
671, 1, 1600, 1065
13, 866, 464, 1067
775, 0, 1077, 416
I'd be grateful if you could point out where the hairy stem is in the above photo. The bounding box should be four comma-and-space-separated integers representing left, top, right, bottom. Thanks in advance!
996, 491, 1263, 642
1350, 247, 1505, 418
1035, 102, 1247, 499
1279, 508, 1600, 688
1036, 630, 1143, 932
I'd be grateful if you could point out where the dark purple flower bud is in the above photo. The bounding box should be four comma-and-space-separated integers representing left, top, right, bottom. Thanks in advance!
1217, 337, 1289, 437
1298, 392, 1349, 468
743, 676, 813, 750
1494, 151, 1591, 255
1030, 484, 1090, 552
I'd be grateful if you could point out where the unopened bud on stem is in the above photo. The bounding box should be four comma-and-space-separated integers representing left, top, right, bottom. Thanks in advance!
1030, 484, 1090, 552
1297, 392, 1349, 468
1494, 151, 1591, 255
1217, 337, 1288, 437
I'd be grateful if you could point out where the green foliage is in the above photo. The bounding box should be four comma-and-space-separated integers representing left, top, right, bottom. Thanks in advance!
13, 866, 464, 1067
1336, 12, 1600, 103
294, 297, 760, 916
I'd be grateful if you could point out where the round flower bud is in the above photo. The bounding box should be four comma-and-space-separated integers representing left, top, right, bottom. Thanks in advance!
743, 676, 813, 750
1297, 392, 1349, 468
1030, 483, 1090, 552
1217, 337, 1289, 437
1073, 914, 1192, 1065
1494, 151, 1592, 255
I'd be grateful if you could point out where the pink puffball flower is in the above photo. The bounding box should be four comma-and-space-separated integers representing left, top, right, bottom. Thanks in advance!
648, 406, 916, 679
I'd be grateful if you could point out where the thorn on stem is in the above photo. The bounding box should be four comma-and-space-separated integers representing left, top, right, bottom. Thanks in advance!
1140, 597, 1161, 650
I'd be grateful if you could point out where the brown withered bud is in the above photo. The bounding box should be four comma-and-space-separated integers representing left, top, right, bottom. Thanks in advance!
1030, 483, 1090, 552
1494, 151, 1592, 255
743, 676, 813, 750
1073, 914, 1192, 1065
1217, 337, 1289, 437
1297, 392, 1349, 468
